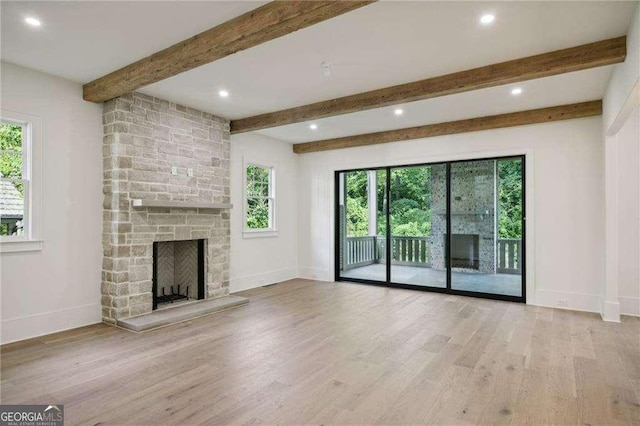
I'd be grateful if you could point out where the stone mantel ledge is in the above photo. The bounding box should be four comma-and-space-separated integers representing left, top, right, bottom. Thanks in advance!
131, 199, 233, 209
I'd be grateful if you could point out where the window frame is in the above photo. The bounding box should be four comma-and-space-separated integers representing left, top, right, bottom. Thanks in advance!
242, 158, 277, 238
0, 110, 42, 252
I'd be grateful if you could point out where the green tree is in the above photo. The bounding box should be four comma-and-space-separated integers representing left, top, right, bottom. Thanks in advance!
498, 159, 523, 239
346, 196, 369, 236
345, 161, 523, 240
345, 167, 434, 238
246, 165, 270, 229
345, 171, 369, 236
388, 167, 433, 237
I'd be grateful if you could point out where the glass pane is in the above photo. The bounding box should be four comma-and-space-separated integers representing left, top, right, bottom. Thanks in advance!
246, 197, 269, 229
449, 158, 523, 297
338, 169, 387, 283
260, 182, 269, 197
0, 180, 25, 236
389, 164, 447, 288
247, 165, 269, 183
247, 181, 257, 197
0, 151, 22, 179
247, 181, 268, 197
0, 123, 23, 180
0, 123, 22, 151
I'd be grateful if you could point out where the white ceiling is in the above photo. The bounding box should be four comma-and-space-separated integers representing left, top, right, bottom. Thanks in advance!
0, 1, 266, 82
1, 1, 637, 144
258, 66, 614, 143
139, 1, 635, 118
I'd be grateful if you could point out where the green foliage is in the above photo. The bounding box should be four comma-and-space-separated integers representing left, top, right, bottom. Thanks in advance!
0, 123, 22, 153
246, 165, 271, 229
345, 167, 434, 237
0, 123, 23, 195
346, 196, 369, 236
246, 198, 269, 229
344, 160, 523, 240
345, 171, 369, 236
498, 159, 523, 239
388, 167, 433, 236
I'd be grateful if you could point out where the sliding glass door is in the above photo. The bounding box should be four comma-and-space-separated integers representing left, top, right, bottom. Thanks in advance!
337, 169, 387, 283
449, 158, 524, 298
335, 155, 525, 302
389, 164, 447, 288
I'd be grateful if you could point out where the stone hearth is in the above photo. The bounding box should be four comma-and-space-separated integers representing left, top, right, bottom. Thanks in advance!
101, 92, 230, 323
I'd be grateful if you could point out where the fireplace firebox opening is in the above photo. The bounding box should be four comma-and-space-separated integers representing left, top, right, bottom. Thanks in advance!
449, 234, 480, 270
152, 239, 206, 310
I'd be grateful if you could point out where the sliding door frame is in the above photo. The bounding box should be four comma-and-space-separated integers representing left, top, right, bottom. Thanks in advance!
334, 154, 526, 304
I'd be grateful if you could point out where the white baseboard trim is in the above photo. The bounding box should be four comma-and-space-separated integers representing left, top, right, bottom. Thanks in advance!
533, 290, 602, 315
601, 300, 621, 322
297, 267, 333, 282
1, 303, 101, 345
619, 296, 640, 317
229, 267, 298, 293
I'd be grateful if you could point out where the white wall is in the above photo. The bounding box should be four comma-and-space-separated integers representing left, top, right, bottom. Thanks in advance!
603, 3, 639, 133
297, 117, 605, 313
229, 132, 298, 292
603, 3, 640, 318
0, 62, 103, 343
616, 107, 640, 316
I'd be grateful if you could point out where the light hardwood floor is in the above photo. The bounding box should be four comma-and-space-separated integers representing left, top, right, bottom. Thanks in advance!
1, 279, 639, 425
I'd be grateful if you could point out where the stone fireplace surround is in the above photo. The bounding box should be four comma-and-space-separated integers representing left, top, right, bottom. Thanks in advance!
430, 160, 497, 274
101, 92, 230, 323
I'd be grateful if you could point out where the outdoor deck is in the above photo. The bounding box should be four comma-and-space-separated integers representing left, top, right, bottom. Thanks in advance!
341, 264, 522, 297
341, 235, 523, 297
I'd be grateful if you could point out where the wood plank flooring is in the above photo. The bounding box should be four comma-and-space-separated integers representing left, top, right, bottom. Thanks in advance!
1, 279, 639, 425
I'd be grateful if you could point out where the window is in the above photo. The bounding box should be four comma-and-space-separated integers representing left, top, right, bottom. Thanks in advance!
0, 121, 28, 239
0, 110, 41, 252
244, 161, 276, 237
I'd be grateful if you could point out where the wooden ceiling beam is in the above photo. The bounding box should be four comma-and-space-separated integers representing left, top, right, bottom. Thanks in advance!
292, 100, 602, 154
83, 1, 376, 103
232, 37, 624, 134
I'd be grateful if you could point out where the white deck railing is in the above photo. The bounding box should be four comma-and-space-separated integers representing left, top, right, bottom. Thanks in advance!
497, 238, 522, 274
344, 236, 521, 274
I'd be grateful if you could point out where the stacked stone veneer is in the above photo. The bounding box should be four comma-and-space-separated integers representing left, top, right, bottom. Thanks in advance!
430, 160, 496, 273
101, 92, 230, 323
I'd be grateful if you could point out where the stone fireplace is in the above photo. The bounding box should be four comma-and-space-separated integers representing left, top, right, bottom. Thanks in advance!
101, 92, 230, 323
430, 160, 497, 273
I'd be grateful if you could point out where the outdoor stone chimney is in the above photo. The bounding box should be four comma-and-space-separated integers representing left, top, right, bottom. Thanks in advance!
101, 92, 230, 323
430, 160, 497, 273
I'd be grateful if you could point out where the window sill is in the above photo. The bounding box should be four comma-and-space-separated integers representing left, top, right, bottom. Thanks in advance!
242, 230, 279, 239
0, 239, 43, 253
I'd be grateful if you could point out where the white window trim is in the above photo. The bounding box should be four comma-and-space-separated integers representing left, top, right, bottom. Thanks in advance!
243, 157, 278, 238
0, 109, 43, 253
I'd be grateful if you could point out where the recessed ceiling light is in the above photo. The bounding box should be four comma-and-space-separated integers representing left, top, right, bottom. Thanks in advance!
218, 90, 229, 98
24, 17, 41, 27
394, 108, 404, 116
309, 124, 318, 130
480, 14, 495, 25
511, 87, 523, 95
